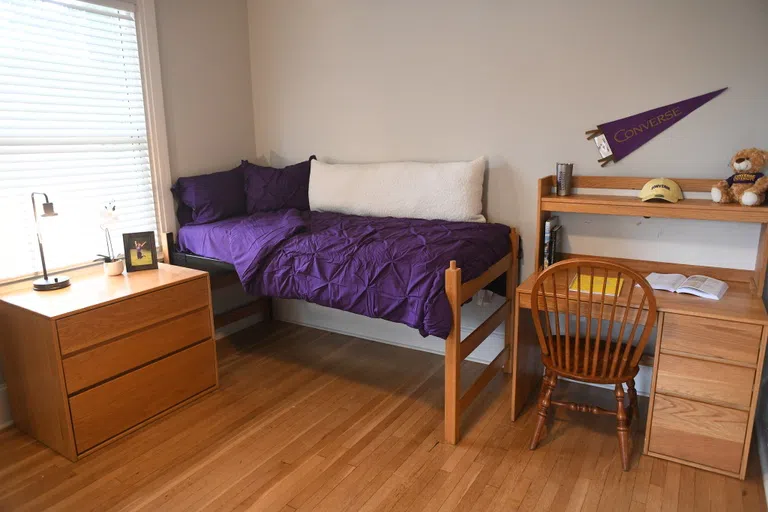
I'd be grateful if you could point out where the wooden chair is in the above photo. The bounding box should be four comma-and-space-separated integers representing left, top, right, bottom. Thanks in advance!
528, 258, 657, 471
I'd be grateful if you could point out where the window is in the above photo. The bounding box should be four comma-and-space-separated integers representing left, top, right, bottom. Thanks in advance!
0, 0, 160, 281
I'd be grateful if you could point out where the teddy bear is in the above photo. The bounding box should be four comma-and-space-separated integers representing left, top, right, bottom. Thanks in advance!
711, 148, 768, 206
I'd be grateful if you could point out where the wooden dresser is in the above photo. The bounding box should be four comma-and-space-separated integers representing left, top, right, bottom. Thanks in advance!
0, 263, 218, 461
512, 175, 768, 480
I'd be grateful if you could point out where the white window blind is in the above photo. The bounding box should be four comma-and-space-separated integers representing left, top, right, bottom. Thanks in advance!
0, 0, 158, 282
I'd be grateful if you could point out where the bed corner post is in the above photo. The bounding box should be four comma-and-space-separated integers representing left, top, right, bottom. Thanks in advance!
163, 232, 175, 265
504, 228, 519, 374
444, 260, 462, 445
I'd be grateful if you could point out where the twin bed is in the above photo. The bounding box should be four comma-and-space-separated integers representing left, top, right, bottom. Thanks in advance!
166, 158, 519, 443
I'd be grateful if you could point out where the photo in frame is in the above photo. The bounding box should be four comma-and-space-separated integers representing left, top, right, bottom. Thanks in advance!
122, 231, 158, 272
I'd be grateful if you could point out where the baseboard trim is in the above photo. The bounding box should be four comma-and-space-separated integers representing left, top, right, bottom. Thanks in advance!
272, 298, 654, 397
560, 375, 651, 398
0, 383, 11, 430
278, 314, 499, 365
273, 297, 507, 365
214, 310, 267, 340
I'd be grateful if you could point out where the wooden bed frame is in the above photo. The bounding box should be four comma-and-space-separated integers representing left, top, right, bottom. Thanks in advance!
162, 233, 272, 329
164, 229, 519, 444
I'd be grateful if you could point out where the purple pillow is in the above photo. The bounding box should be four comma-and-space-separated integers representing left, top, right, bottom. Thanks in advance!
244, 156, 316, 213
175, 201, 194, 227
171, 162, 247, 225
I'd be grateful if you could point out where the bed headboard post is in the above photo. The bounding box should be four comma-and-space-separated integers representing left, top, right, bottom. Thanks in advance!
163, 232, 176, 265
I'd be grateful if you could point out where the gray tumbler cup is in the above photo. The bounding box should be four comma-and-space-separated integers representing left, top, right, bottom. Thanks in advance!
556, 163, 573, 196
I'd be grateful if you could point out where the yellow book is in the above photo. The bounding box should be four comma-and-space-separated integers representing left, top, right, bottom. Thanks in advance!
568, 274, 624, 296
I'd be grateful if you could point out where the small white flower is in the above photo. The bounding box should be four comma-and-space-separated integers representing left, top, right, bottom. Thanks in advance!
100, 200, 119, 226
99, 200, 119, 261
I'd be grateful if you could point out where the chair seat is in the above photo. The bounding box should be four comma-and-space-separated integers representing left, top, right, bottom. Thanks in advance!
541, 338, 640, 384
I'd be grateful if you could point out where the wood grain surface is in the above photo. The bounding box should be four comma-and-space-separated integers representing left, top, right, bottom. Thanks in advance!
567, 175, 722, 192
0, 303, 76, 460
661, 313, 762, 366
69, 340, 216, 453
57, 277, 208, 355
62, 307, 211, 394
0, 322, 764, 511
518, 266, 768, 325
540, 194, 768, 223
648, 394, 748, 475
0, 263, 206, 318
655, 353, 755, 411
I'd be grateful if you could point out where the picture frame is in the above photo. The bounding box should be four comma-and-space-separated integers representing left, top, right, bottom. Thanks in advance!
122, 231, 158, 272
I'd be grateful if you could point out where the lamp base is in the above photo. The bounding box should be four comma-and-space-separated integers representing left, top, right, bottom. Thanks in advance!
33, 276, 70, 291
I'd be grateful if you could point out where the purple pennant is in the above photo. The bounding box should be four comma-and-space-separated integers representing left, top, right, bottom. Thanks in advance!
586, 88, 727, 166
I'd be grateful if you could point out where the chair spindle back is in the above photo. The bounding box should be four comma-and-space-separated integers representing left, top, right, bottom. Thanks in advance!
530, 259, 657, 380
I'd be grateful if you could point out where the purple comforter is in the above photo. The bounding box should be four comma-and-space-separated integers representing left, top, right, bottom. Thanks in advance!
180, 210, 510, 339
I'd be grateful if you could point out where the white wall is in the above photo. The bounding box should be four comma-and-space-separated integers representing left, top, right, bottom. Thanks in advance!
247, 0, 768, 277
246, 0, 768, 375
156, 0, 256, 179
154, 0, 259, 358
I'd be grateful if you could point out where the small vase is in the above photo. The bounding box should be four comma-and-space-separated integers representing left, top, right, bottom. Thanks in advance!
103, 260, 124, 276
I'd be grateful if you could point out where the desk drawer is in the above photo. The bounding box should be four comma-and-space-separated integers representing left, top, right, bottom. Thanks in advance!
649, 394, 747, 474
656, 353, 755, 410
661, 313, 762, 365
62, 307, 211, 394
57, 278, 208, 356
69, 340, 215, 453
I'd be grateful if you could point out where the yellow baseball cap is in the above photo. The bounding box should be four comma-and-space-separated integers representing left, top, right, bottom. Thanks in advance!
638, 178, 683, 203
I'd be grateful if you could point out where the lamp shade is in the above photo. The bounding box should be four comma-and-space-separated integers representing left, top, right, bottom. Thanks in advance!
41, 202, 57, 217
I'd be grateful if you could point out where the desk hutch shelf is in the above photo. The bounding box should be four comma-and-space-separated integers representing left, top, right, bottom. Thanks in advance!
512, 175, 768, 480
534, 175, 768, 295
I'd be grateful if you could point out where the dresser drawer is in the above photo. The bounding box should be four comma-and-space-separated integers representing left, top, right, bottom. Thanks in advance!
69, 340, 216, 453
661, 313, 762, 365
648, 394, 747, 474
656, 353, 755, 410
62, 307, 212, 394
57, 277, 208, 356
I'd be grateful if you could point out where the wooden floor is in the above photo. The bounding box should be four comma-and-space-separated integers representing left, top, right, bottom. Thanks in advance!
0, 321, 766, 512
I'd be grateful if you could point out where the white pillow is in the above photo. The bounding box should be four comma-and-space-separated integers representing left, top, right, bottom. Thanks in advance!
308, 157, 486, 222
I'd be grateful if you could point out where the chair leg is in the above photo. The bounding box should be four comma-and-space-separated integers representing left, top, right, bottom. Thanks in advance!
615, 383, 630, 471
627, 378, 638, 426
530, 370, 556, 450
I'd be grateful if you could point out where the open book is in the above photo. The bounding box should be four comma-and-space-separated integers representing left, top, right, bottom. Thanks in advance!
644, 272, 728, 300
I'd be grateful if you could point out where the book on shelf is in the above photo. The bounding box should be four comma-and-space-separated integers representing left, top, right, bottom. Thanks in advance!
643, 272, 728, 300
568, 274, 624, 296
543, 217, 561, 267
549, 225, 561, 267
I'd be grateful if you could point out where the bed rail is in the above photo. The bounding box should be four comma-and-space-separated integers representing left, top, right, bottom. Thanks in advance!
444, 228, 519, 444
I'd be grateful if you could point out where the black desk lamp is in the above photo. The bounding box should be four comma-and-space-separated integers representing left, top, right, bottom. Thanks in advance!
31, 192, 70, 291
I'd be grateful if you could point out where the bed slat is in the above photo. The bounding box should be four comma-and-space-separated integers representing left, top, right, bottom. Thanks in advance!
460, 300, 510, 361
459, 346, 509, 412
461, 254, 512, 303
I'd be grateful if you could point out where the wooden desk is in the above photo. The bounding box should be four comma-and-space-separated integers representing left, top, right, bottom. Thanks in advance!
511, 175, 768, 480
